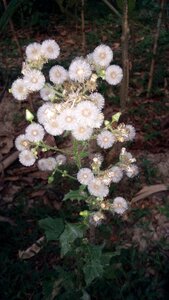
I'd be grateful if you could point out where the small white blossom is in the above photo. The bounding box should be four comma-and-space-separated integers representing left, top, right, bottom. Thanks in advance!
112, 197, 128, 214
44, 117, 64, 136
88, 178, 109, 198
40, 85, 55, 101
89, 211, 105, 226
15, 134, 30, 151
89, 92, 105, 111
107, 166, 123, 183
55, 154, 67, 166
93, 44, 113, 68
69, 58, 92, 83
126, 164, 139, 178
77, 168, 94, 185
49, 65, 68, 85
97, 130, 115, 149
125, 125, 136, 141
105, 65, 123, 85
19, 150, 36, 166
58, 108, 76, 131
72, 125, 93, 141
25, 122, 45, 142
93, 113, 104, 129
37, 103, 57, 124
38, 158, 48, 171
25, 42, 42, 61
75, 101, 100, 128
45, 157, 57, 171
11, 78, 29, 101
24, 69, 45, 91
41, 39, 60, 60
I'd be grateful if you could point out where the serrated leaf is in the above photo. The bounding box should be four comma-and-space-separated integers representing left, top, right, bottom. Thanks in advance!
59, 223, 85, 256
83, 245, 103, 286
63, 186, 88, 201
38, 217, 64, 241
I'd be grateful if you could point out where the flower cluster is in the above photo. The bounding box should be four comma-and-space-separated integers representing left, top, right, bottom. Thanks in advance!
11, 40, 138, 223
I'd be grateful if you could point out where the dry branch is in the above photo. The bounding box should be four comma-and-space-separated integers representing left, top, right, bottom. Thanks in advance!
0, 151, 19, 174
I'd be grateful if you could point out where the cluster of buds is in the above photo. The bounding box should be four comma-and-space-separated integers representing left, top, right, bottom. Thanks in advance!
11, 39, 138, 225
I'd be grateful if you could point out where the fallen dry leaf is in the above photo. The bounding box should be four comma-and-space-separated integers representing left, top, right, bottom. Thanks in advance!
18, 236, 45, 259
132, 184, 169, 203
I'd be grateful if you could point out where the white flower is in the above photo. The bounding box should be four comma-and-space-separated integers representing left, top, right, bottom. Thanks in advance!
45, 157, 57, 171
112, 197, 128, 214
75, 101, 99, 128
41, 39, 60, 60
107, 166, 123, 183
105, 65, 123, 85
25, 42, 42, 61
93, 44, 113, 68
77, 168, 94, 185
40, 85, 55, 101
97, 130, 115, 149
126, 164, 139, 178
89, 211, 105, 226
11, 78, 29, 101
38, 158, 49, 171
55, 154, 67, 166
72, 125, 93, 141
93, 113, 104, 129
49, 65, 68, 85
25, 122, 45, 142
89, 92, 105, 111
15, 134, 30, 151
86, 53, 94, 69
69, 58, 92, 83
19, 150, 36, 166
44, 117, 64, 136
24, 69, 45, 91
58, 108, 76, 131
37, 103, 57, 125
88, 178, 109, 198
125, 125, 136, 141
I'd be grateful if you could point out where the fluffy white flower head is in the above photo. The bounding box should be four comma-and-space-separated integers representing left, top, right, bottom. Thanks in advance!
75, 101, 99, 128
88, 178, 109, 198
25, 122, 45, 142
89, 92, 105, 111
112, 197, 128, 214
97, 130, 115, 149
55, 154, 67, 166
40, 86, 55, 101
45, 157, 57, 171
41, 39, 60, 60
77, 168, 94, 185
38, 158, 49, 171
107, 166, 123, 183
37, 103, 57, 124
11, 78, 29, 101
24, 69, 45, 91
49, 65, 68, 85
15, 134, 30, 151
58, 108, 76, 131
19, 150, 36, 166
105, 65, 123, 85
93, 44, 113, 67
125, 125, 136, 141
44, 117, 64, 136
26, 42, 42, 61
72, 125, 93, 141
126, 164, 139, 178
69, 58, 92, 83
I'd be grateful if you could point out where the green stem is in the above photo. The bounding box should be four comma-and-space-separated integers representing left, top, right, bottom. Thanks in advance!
73, 139, 81, 169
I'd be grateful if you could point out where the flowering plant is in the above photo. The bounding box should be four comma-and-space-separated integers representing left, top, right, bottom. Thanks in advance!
11, 39, 138, 294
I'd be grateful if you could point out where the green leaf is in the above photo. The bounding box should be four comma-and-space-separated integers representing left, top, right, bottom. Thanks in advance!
63, 186, 88, 201
83, 245, 104, 286
38, 217, 64, 241
60, 223, 85, 256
